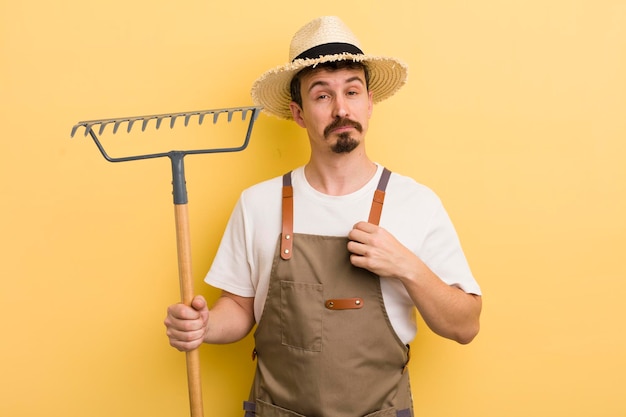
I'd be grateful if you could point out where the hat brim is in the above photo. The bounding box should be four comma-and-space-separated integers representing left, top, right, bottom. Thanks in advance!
251, 53, 408, 120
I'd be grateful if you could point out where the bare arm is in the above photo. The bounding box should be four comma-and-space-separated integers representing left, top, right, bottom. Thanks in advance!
204, 291, 255, 344
164, 291, 255, 352
348, 221, 482, 344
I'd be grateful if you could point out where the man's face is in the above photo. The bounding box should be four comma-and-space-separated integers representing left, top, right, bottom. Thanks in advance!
289, 67, 373, 154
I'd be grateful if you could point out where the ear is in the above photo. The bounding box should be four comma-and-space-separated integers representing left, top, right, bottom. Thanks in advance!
289, 101, 306, 128
367, 91, 374, 118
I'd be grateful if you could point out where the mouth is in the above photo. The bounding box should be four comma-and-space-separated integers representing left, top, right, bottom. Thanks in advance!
331, 125, 353, 134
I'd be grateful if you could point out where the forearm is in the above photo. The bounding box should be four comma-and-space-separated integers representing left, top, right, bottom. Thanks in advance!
400, 258, 482, 344
204, 292, 255, 344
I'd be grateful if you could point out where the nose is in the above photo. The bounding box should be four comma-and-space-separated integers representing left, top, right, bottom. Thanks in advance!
332, 96, 348, 119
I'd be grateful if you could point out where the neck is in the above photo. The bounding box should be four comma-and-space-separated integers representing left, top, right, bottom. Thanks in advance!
304, 154, 377, 196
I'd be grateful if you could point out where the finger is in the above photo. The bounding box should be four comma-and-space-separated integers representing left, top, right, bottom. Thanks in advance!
167, 303, 201, 320
349, 253, 367, 269
347, 239, 367, 256
348, 227, 369, 244
169, 316, 206, 332
167, 325, 206, 342
353, 221, 377, 232
168, 334, 204, 352
164, 316, 205, 342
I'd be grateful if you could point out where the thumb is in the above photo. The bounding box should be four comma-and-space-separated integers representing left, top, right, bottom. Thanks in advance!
191, 295, 208, 312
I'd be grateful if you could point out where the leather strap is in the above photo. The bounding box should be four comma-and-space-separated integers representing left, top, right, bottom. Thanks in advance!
368, 167, 391, 226
280, 172, 294, 260
325, 297, 364, 310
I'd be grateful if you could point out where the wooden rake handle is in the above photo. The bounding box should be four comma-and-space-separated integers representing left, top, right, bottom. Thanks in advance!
174, 203, 204, 417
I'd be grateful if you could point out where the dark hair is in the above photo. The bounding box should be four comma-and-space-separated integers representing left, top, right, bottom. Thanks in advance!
289, 61, 370, 109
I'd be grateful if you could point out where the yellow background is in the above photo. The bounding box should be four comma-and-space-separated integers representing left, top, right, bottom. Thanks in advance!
1, 0, 625, 416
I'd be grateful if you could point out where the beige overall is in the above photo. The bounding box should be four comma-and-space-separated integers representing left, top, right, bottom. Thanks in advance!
244, 169, 413, 417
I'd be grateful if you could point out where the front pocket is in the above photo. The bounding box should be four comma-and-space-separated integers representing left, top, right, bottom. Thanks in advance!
280, 280, 323, 351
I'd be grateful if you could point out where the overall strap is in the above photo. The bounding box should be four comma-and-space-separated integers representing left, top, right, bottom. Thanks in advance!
368, 167, 392, 226
280, 167, 392, 260
280, 172, 294, 260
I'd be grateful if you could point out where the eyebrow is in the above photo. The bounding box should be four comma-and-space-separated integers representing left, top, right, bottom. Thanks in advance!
307, 76, 366, 93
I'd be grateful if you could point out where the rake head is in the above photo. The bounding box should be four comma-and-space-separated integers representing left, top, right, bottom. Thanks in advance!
71, 105, 262, 204
70, 106, 262, 162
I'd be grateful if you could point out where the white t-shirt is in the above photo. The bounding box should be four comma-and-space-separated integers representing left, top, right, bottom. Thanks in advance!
205, 164, 481, 344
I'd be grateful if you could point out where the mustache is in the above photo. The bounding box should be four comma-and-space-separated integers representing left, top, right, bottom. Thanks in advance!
323, 118, 363, 138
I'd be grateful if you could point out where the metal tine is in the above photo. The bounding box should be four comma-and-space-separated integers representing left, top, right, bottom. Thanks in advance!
184, 112, 199, 127
70, 124, 81, 138
213, 109, 228, 124
84, 123, 95, 136
244, 108, 259, 121
232, 108, 250, 121
113, 120, 126, 134
98, 121, 112, 136
198, 111, 209, 123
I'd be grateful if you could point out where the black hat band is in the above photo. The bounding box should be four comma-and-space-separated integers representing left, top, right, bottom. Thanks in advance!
293, 42, 364, 61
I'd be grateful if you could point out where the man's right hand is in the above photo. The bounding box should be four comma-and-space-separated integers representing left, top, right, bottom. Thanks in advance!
164, 295, 210, 352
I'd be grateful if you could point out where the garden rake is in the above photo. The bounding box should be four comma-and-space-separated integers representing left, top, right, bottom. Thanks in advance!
71, 105, 262, 417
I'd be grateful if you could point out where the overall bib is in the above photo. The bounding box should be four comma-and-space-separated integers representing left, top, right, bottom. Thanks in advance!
244, 168, 413, 417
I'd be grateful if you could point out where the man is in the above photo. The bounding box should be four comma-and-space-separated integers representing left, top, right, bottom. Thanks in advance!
165, 16, 482, 417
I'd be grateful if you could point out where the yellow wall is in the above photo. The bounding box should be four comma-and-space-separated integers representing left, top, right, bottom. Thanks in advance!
1, 1, 625, 416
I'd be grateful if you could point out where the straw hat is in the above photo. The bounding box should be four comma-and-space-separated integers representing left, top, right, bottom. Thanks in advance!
251, 16, 408, 120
